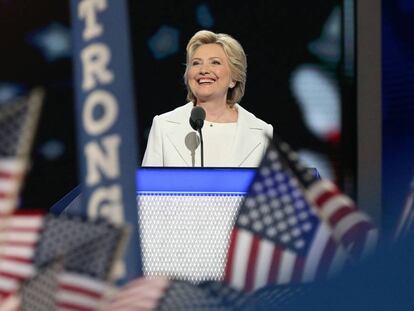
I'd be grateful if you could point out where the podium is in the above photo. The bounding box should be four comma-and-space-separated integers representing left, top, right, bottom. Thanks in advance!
136, 167, 256, 283
53, 167, 319, 283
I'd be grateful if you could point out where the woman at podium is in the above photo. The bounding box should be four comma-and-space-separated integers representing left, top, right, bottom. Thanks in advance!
142, 30, 273, 167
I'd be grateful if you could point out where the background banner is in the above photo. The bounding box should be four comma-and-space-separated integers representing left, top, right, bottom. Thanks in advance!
70, 0, 141, 282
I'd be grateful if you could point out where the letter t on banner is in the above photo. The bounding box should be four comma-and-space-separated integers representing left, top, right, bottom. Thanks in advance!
70, 0, 142, 282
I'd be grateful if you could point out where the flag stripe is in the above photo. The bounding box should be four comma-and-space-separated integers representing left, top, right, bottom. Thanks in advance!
223, 229, 237, 285
0, 260, 35, 278
317, 195, 355, 221
334, 213, 371, 242
0, 200, 16, 214
5, 215, 44, 229
0, 277, 19, 292
327, 245, 348, 278
267, 246, 282, 284
328, 206, 354, 227
59, 273, 107, 294
56, 292, 101, 311
0, 232, 40, 244
314, 188, 341, 209
0, 245, 35, 260
302, 223, 330, 282
306, 180, 336, 203
0, 180, 20, 193
277, 251, 295, 284
314, 237, 337, 280
362, 228, 378, 259
291, 256, 305, 282
230, 229, 252, 290
253, 239, 274, 290
244, 236, 260, 292
0, 159, 26, 172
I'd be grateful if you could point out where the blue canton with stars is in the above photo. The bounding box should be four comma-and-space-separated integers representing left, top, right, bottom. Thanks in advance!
236, 147, 319, 256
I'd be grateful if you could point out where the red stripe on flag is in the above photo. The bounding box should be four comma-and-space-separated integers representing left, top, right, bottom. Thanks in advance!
224, 229, 238, 285
59, 284, 102, 299
328, 206, 354, 227
0, 241, 37, 248
0, 172, 21, 179
57, 302, 96, 311
340, 222, 373, 258
315, 237, 337, 281
314, 188, 340, 208
0, 272, 28, 283
12, 210, 45, 216
0, 192, 15, 199
267, 246, 282, 283
244, 236, 260, 292
291, 256, 305, 283
0, 256, 32, 264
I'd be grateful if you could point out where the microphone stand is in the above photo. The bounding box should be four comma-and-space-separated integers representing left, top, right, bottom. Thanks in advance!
198, 128, 204, 167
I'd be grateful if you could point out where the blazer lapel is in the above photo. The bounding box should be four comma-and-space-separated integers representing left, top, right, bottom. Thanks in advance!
230, 105, 265, 167
165, 103, 196, 167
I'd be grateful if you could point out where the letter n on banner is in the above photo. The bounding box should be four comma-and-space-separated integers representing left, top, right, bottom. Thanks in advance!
70, 0, 142, 282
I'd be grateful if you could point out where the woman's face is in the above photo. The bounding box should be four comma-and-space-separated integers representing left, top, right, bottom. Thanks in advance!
187, 43, 234, 104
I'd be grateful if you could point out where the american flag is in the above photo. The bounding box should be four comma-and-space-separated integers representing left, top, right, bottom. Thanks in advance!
0, 88, 44, 216
0, 159, 26, 215
224, 138, 378, 292
0, 210, 44, 301
0, 211, 128, 310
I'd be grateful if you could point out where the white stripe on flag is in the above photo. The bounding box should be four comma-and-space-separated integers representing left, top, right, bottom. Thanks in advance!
230, 229, 252, 290
0, 293, 20, 311
334, 212, 371, 241
302, 223, 330, 282
0, 201, 15, 214
306, 180, 336, 203
361, 228, 378, 259
0, 277, 19, 292
327, 245, 348, 278
318, 195, 353, 220
0, 159, 26, 172
277, 250, 296, 284
0, 232, 40, 244
0, 259, 34, 278
56, 290, 101, 310
58, 272, 107, 293
7, 216, 44, 229
0, 180, 19, 193
0, 245, 34, 260
57, 274, 106, 311
253, 238, 274, 290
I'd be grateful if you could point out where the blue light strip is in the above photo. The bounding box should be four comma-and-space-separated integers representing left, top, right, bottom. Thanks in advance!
136, 167, 257, 194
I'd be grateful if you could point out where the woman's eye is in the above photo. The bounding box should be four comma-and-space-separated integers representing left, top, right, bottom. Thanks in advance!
212, 60, 221, 65
191, 61, 200, 66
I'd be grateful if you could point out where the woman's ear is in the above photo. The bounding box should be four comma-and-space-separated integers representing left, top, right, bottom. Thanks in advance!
229, 81, 236, 88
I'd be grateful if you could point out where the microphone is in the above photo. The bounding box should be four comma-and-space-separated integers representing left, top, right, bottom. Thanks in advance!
189, 106, 206, 131
189, 106, 206, 167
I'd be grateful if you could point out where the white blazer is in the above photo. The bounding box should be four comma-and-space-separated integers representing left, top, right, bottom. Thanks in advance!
141, 102, 273, 167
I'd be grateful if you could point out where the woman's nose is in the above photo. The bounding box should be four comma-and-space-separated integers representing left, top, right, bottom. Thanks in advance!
199, 63, 210, 74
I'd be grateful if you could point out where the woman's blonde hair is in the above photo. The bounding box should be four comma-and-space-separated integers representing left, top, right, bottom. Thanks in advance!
183, 30, 247, 107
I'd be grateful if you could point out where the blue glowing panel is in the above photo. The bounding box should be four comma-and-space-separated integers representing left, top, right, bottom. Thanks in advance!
136, 167, 320, 194
136, 167, 256, 194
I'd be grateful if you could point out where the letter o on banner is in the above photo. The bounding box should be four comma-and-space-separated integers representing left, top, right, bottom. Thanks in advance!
83, 90, 118, 135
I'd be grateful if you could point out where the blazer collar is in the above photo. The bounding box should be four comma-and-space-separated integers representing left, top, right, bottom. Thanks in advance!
165, 102, 266, 167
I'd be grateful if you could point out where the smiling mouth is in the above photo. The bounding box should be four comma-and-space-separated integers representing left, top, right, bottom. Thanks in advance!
197, 78, 215, 84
